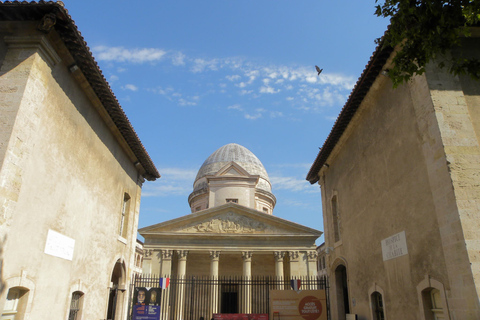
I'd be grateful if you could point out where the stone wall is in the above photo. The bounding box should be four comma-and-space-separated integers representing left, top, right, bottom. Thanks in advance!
0, 23, 143, 320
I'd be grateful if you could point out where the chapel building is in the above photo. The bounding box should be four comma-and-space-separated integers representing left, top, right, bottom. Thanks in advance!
140, 143, 322, 314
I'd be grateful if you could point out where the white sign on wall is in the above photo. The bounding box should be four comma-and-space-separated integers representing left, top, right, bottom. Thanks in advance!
44, 229, 75, 261
381, 230, 408, 261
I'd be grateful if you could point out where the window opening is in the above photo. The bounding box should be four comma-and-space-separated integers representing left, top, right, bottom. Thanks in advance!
332, 195, 341, 242
119, 193, 131, 237
372, 291, 385, 320
68, 291, 83, 320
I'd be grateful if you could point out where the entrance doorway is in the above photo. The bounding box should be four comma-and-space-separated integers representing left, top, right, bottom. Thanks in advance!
221, 283, 238, 313
106, 260, 125, 320
335, 265, 350, 319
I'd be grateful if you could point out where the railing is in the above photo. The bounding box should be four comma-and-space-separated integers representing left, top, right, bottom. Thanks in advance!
128, 275, 329, 320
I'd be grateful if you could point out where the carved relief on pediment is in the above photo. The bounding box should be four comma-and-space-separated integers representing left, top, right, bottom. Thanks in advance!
177, 212, 271, 234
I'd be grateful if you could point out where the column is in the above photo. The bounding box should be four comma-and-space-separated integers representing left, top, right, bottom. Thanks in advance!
177, 250, 188, 276
307, 251, 318, 289
242, 251, 253, 313
274, 251, 285, 289
160, 250, 173, 276
160, 250, 173, 320
288, 251, 300, 277
210, 251, 221, 317
175, 250, 188, 320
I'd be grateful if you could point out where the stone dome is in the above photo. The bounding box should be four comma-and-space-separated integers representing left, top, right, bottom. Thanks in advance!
193, 143, 272, 192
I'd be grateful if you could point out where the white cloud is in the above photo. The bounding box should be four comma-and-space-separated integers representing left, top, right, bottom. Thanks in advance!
142, 184, 190, 197
93, 46, 166, 63
161, 168, 197, 180
240, 89, 253, 95
228, 104, 243, 111
270, 176, 313, 192
95, 45, 356, 110
192, 58, 219, 73
123, 84, 138, 91
142, 167, 197, 197
270, 111, 283, 118
259, 86, 280, 94
109, 75, 119, 82
226, 75, 241, 81
172, 52, 186, 66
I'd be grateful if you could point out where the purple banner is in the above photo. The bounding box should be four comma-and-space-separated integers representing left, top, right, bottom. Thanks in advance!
132, 305, 160, 320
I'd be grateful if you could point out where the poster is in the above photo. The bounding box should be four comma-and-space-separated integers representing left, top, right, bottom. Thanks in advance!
132, 287, 161, 320
270, 290, 327, 320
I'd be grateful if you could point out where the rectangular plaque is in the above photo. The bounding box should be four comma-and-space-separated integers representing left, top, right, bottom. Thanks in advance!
270, 290, 327, 320
44, 229, 75, 261
381, 231, 408, 261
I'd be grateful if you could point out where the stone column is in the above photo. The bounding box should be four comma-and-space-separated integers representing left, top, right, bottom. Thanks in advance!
274, 251, 285, 289
177, 250, 188, 276
288, 251, 300, 277
307, 251, 318, 277
210, 251, 221, 317
160, 250, 173, 320
242, 251, 253, 313
160, 250, 173, 276
175, 250, 188, 320
307, 251, 318, 289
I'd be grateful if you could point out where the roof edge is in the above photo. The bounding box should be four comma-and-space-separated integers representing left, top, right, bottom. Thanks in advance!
0, 1, 160, 180
306, 35, 394, 184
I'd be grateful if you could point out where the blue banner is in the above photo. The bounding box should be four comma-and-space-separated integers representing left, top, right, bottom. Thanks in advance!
132, 305, 160, 320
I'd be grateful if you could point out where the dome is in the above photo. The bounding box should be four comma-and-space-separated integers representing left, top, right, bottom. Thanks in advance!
193, 143, 271, 192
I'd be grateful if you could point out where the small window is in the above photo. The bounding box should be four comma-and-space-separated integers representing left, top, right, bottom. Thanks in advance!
68, 291, 84, 320
196, 206, 201, 212
372, 292, 385, 320
332, 195, 341, 242
119, 193, 131, 237
426, 289, 444, 320
262, 207, 268, 213
2, 287, 29, 319
226, 199, 238, 203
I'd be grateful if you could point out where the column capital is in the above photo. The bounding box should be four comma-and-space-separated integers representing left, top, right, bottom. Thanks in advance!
288, 251, 299, 261
161, 249, 173, 260
307, 250, 318, 262
242, 251, 253, 262
144, 249, 153, 258
274, 251, 285, 261
210, 251, 221, 261
177, 250, 188, 261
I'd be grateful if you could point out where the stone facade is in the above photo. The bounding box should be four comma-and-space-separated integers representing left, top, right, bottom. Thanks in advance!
307, 32, 480, 319
0, 3, 159, 320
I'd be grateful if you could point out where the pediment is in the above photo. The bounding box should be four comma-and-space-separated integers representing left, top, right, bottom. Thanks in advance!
174, 211, 272, 234
139, 203, 322, 237
214, 162, 251, 178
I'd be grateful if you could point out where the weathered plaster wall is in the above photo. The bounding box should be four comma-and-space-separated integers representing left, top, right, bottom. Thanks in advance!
320, 72, 450, 319
0, 23, 142, 320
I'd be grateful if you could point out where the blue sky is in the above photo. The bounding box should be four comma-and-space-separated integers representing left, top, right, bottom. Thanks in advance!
63, 1, 389, 244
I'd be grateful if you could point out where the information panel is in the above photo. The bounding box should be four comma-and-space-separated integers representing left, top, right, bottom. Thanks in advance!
270, 290, 327, 320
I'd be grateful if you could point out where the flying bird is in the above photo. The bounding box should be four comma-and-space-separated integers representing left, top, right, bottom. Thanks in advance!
315, 65, 323, 76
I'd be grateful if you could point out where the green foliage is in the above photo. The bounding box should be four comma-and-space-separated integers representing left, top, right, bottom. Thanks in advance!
375, 0, 480, 87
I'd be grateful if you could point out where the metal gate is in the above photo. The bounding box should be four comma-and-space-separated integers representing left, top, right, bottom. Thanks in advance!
128, 275, 329, 320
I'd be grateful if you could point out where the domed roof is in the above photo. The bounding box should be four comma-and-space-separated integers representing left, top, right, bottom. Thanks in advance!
194, 143, 271, 192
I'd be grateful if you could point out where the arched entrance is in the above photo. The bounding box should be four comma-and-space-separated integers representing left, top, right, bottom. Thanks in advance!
334, 264, 350, 320
106, 259, 126, 320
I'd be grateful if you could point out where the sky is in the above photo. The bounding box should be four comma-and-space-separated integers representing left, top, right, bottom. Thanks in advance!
62, 1, 390, 244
